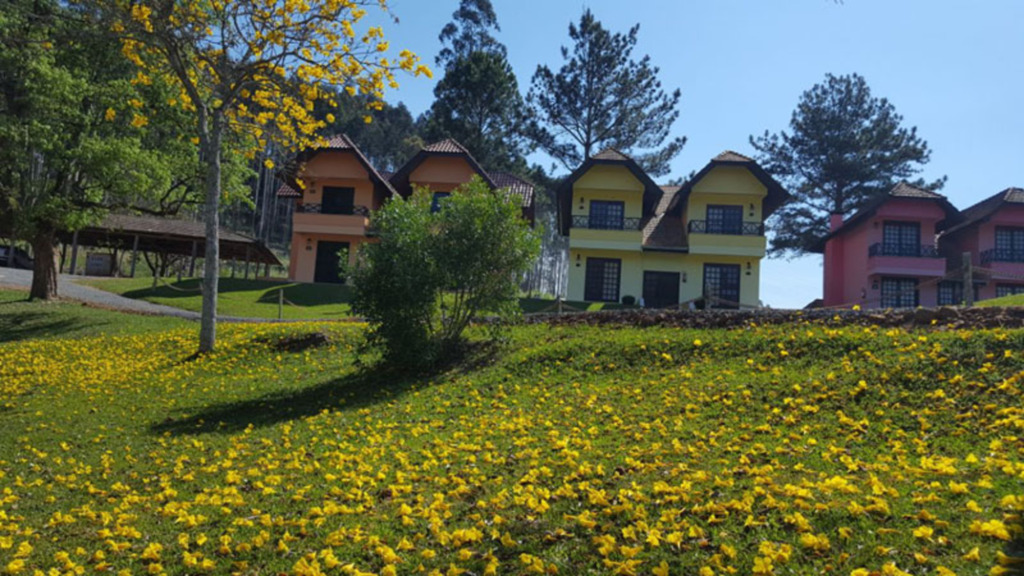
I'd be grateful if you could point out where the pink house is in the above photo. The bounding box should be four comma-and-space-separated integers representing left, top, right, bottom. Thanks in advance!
938, 188, 1024, 301
814, 182, 959, 308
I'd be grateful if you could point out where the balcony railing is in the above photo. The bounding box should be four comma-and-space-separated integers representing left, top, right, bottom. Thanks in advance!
981, 248, 1024, 264
868, 243, 940, 258
299, 203, 370, 216
571, 215, 642, 230
687, 220, 763, 236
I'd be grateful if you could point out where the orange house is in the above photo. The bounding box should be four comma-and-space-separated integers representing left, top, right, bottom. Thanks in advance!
278, 136, 534, 284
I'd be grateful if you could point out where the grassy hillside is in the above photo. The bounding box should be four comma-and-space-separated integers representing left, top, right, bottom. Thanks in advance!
76, 277, 354, 320
979, 293, 1024, 308
1, 300, 1022, 575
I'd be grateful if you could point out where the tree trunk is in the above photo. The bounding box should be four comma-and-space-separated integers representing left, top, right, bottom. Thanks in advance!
198, 112, 223, 353
29, 227, 59, 300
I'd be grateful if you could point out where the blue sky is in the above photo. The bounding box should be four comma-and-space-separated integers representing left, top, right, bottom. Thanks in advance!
373, 0, 1024, 308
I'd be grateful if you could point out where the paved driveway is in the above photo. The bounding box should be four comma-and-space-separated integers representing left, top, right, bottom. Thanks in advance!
0, 267, 201, 319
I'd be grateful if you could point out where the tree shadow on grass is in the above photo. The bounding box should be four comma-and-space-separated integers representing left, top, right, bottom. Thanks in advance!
150, 340, 500, 437
0, 309, 94, 344
149, 368, 417, 436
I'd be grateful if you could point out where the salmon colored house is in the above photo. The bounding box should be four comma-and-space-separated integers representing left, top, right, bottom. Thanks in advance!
557, 150, 790, 308
939, 188, 1024, 301
278, 135, 534, 284
813, 183, 959, 309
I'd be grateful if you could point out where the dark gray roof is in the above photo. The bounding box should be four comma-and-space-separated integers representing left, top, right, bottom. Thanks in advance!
941, 187, 1024, 236
490, 171, 535, 208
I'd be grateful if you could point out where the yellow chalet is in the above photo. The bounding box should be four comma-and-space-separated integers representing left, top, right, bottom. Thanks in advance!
557, 150, 790, 308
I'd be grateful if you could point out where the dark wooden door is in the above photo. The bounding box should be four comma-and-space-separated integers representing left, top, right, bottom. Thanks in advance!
584, 258, 621, 302
643, 271, 680, 308
314, 241, 349, 284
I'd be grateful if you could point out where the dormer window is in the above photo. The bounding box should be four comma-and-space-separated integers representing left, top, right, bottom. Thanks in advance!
589, 201, 625, 230
321, 186, 356, 215
706, 205, 743, 235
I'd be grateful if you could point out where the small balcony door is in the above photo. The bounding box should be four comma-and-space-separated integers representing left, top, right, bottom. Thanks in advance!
588, 201, 625, 230
584, 257, 621, 302
322, 187, 356, 215
703, 264, 740, 309
706, 205, 744, 235
314, 241, 349, 284
882, 221, 921, 256
643, 271, 680, 308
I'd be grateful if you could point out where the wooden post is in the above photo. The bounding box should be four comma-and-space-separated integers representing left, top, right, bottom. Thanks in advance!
556, 296, 563, 314
265, 262, 270, 278
244, 246, 251, 280
278, 288, 284, 320
69, 231, 80, 275
129, 234, 140, 278
963, 252, 974, 307
230, 258, 236, 279
189, 241, 198, 277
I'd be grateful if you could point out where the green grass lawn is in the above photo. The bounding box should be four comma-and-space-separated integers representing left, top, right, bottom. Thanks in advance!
77, 276, 354, 320
978, 293, 1024, 307
0, 288, 187, 343
1, 297, 1022, 575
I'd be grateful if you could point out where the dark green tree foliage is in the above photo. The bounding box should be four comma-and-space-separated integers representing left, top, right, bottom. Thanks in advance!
527, 9, 686, 177
317, 88, 420, 172
0, 2, 201, 299
423, 0, 528, 174
750, 73, 944, 257
435, 0, 505, 68
351, 177, 539, 367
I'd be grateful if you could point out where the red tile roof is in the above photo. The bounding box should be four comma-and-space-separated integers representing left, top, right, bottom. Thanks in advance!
276, 183, 300, 198
489, 171, 535, 208
713, 150, 755, 163
941, 187, 1024, 236
422, 138, 471, 154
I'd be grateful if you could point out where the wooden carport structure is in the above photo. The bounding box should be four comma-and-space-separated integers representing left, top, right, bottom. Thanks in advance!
57, 214, 282, 278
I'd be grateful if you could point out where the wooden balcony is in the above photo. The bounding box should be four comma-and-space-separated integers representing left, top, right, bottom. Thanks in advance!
866, 243, 945, 277
293, 204, 371, 236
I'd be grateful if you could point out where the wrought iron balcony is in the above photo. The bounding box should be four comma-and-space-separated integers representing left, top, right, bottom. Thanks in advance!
868, 243, 940, 258
981, 248, 1024, 264
298, 203, 370, 216
687, 220, 764, 235
571, 215, 642, 230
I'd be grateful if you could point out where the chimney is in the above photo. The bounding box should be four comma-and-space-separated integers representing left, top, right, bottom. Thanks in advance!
829, 213, 844, 232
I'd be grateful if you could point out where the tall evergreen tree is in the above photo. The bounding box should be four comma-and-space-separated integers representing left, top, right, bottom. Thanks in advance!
527, 9, 685, 177
423, 0, 528, 173
750, 73, 944, 257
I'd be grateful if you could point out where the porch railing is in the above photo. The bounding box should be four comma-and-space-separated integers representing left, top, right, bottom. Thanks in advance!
981, 248, 1024, 264
298, 203, 370, 216
571, 215, 642, 230
687, 220, 763, 235
868, 243, 940, 258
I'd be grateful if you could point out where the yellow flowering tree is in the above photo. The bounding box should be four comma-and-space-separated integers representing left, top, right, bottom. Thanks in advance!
102, 0, 430, 352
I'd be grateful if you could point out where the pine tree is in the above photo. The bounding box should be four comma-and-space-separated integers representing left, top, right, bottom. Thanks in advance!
750, 73, 945, 257
527, 9, 685, 177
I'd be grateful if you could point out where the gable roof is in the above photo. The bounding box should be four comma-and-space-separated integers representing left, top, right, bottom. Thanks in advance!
674, 151, 791, 218
489, 171, 535, 208
809, 181, 959, 253
641, 186, 687, 251
556, 148, 664, 235
940, 187, 1024, 236
389, 138, 497, 196
276, 133, 397, 197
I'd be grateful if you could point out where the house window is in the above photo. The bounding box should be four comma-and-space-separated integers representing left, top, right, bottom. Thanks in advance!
994, 227, 1024, 262
937, 281, 963, 306
584, 258, 621, 302
431, 192, 451, 213
882, 221, 921, 256
880, 277, 918, 308
589, 201, 625, 230
321, 186, 356, 215
706, 205, 744, 235
996, 284, 1024, 298
703, 264, 741, 309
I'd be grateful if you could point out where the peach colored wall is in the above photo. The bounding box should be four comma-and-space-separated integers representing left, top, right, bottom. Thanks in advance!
299, 152, 378, 210
289, 232, 366, 283
824, 198, 949, 308
409, 156, 479, 192
288, 151, 380, 282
